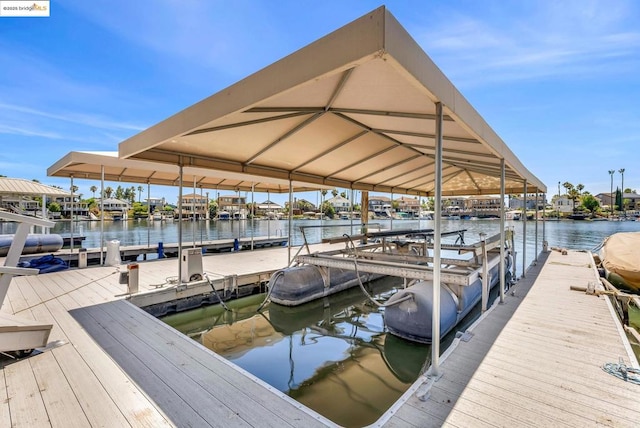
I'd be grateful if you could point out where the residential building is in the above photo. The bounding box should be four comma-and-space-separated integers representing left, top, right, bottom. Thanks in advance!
255, 200, 283, 218
368, 196, 392, 217
218, 195, 247, 219
394, 196, 420, 217
53, 195, 90, 218
180, 193, 208, 219
326, 195, 351, 212
553, 195, 574, 214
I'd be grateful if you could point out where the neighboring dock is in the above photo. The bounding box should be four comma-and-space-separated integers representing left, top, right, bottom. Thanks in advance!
1, 247, 638, 427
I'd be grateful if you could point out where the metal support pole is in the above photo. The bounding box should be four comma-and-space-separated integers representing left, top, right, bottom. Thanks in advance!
499, 159, 505, 304
542, 193, 547, 251
535, 192, 539, 262
288, 181, 293, 265
390, 191, 394, 230
251, 183, 255, 250
147, 181, 151, 248
178, 163, 184, 285
192, 176, 196, 248
100, 165, 104, 265
70, 176, 74, 253
481, 234, 488, 312
522, 180, 527, 278
350, 188, 354, 235
429, 101, 444, 379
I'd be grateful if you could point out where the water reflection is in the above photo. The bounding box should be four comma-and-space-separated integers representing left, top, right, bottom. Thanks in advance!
162, 277, 499, 427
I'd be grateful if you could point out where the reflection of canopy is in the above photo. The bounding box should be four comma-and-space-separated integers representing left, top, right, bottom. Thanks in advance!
119, 6, 545, 196
48, 151, 328, 193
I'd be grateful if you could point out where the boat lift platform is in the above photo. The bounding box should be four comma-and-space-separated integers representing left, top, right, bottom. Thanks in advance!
295, 227, 510, 291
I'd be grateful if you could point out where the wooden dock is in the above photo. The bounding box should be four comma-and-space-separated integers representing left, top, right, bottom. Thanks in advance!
381, 249, 639, 427
1, 247, 638, 427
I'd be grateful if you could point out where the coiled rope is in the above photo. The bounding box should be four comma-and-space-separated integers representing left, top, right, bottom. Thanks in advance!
602, 358, 640, 385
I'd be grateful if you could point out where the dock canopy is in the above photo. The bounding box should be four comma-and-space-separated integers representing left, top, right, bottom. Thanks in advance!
119, 6, 545, 196
0, 177, 69, 197
48, 151, 329, 193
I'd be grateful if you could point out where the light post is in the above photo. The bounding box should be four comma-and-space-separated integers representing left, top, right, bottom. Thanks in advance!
619, 168, 625, 218
608, 169, 615, 218
557, 181, 560, 219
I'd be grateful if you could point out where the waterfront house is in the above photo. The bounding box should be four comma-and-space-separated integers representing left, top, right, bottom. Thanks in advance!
256, 200, 283, 218
596, 192, 640, 213
52, 195, 90, 219
509, 195, 546, 211
326, 195, 351, 212
145, 197, 166, 213
179, 193, 208, 220
553, 195, 574, 215
96, 197, 130, 220
368, 196, 392, 217
394, 196, 420, 218
466, 195, 502, 217
218, 194, 247, 219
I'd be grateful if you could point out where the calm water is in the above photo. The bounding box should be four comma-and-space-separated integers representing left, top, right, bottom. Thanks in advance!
7, 216, 640, 276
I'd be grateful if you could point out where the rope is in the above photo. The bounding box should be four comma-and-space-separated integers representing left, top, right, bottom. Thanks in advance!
256, 269, 283, 311
342, 233, 414, 308
204, 272, 231, 311
602, 359, 640, 385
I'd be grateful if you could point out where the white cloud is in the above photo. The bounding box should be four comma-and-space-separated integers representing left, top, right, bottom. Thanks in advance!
415, 0, 640, 86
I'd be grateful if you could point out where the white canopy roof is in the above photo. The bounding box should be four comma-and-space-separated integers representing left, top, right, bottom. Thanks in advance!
48, 151, 327, 193
119, 6, 545, 197
0, 177, 68, 196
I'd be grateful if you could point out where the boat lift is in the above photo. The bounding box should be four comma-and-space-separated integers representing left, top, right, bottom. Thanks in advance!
0, 212, 54, 358
293, 226, 514, 313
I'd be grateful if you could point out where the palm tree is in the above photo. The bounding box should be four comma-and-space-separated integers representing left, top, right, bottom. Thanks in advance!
90, 185, 97, 198
137, 185, 144, 203
104, 186, 113, 199
331, 189, 338, 198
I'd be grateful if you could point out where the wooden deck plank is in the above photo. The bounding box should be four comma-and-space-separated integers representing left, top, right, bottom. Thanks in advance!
44, 296, 172, 428
50, 344, 132, 428
29, 351, 90, 428
74, 299, 331, 428
383, 250, 639, 427
69, 303, 241, 428
4, 359, 50, 427
0, 369, 10, 428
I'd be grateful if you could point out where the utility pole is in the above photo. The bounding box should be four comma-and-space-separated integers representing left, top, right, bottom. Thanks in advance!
619, 168, 625, 218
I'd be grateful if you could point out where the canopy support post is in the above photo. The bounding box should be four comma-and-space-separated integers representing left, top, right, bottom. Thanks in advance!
500, 159, 505, 304
177, 162, 184, 286
522, 180, 527, 278
428, 101, 444, 380
100, 165, 104, 265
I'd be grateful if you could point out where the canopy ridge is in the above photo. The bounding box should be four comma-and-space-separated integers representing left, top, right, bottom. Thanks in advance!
245, 112, 325, 165
291, 130, 369, 172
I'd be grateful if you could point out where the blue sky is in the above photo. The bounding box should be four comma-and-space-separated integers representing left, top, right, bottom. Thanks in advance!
1, 0, 639, 205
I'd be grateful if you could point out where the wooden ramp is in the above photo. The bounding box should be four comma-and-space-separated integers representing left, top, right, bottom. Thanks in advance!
382, 250, 639, 427
70, 299, 331, 427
